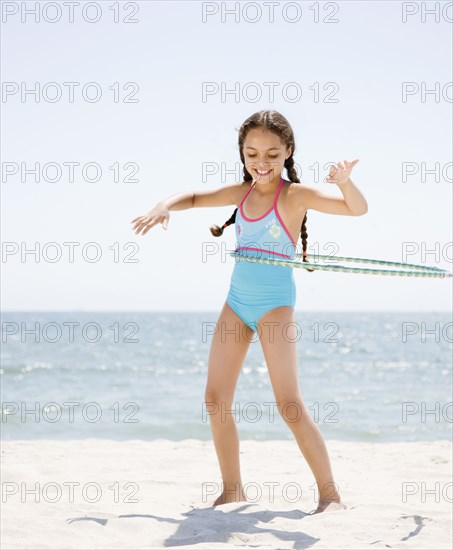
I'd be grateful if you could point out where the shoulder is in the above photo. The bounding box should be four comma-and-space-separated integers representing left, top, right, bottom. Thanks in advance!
232, 180, 253, 207
284, 180, 314, 209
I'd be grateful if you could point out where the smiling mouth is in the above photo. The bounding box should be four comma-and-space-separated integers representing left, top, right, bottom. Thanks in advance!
256, 169, 272, 176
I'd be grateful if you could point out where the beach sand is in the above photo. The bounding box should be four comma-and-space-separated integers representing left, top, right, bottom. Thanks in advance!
2, 439, 451, 549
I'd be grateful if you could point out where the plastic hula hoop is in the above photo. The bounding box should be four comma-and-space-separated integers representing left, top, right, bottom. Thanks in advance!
229, 251, 452, 278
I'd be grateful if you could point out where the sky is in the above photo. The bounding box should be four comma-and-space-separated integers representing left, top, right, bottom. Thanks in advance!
2, 0, 452, 312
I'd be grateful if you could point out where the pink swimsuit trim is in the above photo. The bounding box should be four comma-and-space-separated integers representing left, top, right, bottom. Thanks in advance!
235, 246, 292, 259
239, 178, 297, 248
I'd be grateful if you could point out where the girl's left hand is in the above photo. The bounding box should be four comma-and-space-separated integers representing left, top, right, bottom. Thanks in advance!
326, 159, 359, 186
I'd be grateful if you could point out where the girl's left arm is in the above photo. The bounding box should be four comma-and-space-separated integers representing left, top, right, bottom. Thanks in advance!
297, 159, 368, 216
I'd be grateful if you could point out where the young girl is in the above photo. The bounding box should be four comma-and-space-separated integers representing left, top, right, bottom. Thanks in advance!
131, 110, 367, 513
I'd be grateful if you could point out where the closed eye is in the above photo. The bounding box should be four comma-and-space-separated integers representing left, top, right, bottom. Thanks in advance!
248, 155, 278, 159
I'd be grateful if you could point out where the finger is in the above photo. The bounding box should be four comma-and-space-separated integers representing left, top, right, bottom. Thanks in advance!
138, 224, 151, 236
132, 220, 145, 231
345, 159, 359, 172
327, 165, 339, 181
142, 223, 156, 235
337, 161, 345, 170
136, 217, 155, 234
133, 220, 145, 233
131, 216, 144, 224
142, 220, 159, 235
132, 216, 151, 230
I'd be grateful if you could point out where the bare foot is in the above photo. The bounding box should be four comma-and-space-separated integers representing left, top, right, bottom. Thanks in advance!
210, 490, 248, 507
312, 500, 347, 514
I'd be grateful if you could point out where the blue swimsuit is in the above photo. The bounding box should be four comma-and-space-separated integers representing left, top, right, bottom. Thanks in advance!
226, 176, 297, 332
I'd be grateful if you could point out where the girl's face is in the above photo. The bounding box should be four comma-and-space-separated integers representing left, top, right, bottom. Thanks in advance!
243, 126, 291, 185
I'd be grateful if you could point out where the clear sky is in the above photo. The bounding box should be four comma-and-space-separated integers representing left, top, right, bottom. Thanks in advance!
2, 0, 452, 312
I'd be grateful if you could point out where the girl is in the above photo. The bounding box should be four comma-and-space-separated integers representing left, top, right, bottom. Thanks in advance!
131, 110, 367, 513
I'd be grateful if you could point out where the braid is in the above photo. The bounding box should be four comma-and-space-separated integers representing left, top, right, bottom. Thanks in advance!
209, 208, 237, 236
209, 110, 314, 272
284, 156, 314, 272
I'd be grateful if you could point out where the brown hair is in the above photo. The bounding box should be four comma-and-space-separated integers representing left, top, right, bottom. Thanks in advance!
210, 110, 313, 271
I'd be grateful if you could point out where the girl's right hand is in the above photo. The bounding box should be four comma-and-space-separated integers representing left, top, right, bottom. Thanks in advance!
130, 204, 170, 235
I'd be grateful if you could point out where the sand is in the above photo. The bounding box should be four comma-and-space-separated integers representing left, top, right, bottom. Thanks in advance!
1, 439, 451, 549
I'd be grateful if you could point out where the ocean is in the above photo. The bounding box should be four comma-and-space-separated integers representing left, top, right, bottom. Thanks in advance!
1, 311, 451, 442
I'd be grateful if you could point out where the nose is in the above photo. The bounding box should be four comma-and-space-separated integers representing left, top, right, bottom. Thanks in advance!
254, 158, 271, 167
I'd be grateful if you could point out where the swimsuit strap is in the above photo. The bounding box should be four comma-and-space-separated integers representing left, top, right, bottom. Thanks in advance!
238, 181, 255, 208
239, 177, 283, 210
272, 177, 284, 210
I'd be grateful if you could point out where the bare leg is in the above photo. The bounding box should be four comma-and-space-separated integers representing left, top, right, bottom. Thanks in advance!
204, 301, 255, 506
257, 307, 346, 513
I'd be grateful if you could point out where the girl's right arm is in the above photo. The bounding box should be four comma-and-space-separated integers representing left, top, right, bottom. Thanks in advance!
130, 183, 243, 236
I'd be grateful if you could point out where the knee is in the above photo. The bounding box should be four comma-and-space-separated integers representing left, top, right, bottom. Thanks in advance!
204, 387, 231, 411
275, 397, 307, 424
204, 388, 218, 405
204, 391, 233, 420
